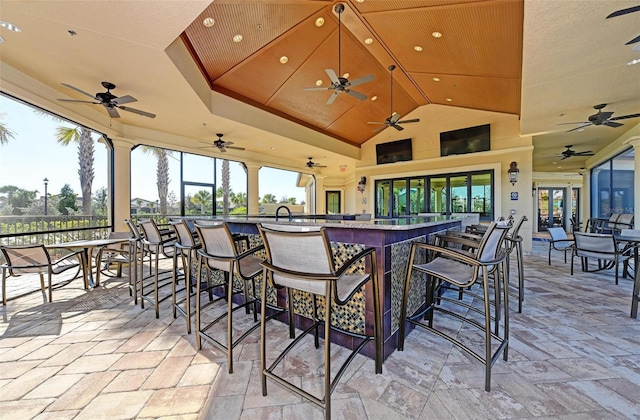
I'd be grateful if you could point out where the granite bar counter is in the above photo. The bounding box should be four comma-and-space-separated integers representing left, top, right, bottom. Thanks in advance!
187, 215, 462, 360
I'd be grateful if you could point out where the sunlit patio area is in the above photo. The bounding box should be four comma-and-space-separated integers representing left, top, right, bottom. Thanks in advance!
1, 241, 639, 419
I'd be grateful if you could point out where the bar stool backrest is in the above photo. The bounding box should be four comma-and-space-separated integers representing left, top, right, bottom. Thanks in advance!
171, 220, 197, 248
193, 222, 236, 271
476, 222, 510, 270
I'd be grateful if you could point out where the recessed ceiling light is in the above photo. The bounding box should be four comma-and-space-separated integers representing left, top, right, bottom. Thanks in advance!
432, 77, 440, 82
356, 0, 364, 3
632, 44, 640, 52
627, 58, 640, 66
364, 37, 373, 45
279, 56, 288, 64
0, 36, 4, 44
432, 31, 442, 38
371, 96, 377, 101
0, 21, 21, 32
233, 34, 243, 43
414, 46, 423, 52
446, 98, 453, 102
203, 17, 215, 27
342, 72, 349, 79
315, 80, 323, 86
315, 17, 325, 27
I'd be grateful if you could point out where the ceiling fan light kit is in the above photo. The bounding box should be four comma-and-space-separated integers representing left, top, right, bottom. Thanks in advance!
58, 81, 156, 118
303, 3, 374, 105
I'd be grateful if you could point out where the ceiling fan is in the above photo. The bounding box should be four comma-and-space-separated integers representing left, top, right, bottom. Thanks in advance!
558, 103, 640, 132
199, 133, 245, 153
303, 3, 374, 105
559, 145, 595, 160
367, 64, 420, 132
306, 157, 326, 169
58, 81, 156, 118
606, 5, 640, 45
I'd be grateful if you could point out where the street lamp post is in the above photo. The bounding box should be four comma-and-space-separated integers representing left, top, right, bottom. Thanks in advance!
43, 177, 49, 216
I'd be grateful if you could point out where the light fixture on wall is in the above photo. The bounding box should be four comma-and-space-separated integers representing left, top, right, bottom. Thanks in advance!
357, 176, 366, 193
508, 162, 519, 186
532, 183, 536, 197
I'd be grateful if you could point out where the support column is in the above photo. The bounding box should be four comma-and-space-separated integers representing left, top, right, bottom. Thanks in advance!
245, 162, 261, 215
315, 175, 326, 214
110, 138, 135, 232
623, 136, 640, 229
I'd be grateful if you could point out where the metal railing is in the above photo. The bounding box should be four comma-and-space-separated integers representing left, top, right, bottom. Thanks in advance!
0, 215, 112, 246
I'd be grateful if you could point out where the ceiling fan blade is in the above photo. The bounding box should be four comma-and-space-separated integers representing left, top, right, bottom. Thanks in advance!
372, 125, 387, 133
61, 83, 97, 100
226, 146, 245, 151
575, 151, 594, 156
348, 73, 374, 88
566, 124, 592, 132
345, 89, 366, 101
557, 121, 589, 125
392, 124, 405, 131
603, 120, 623, 128
397, 118, 420, 124
325, 69, 340, 84
606, 5, 640, 18
625, 34, 640, 45
326, 91, 340, 105
112, 95, 137, 105
219, 147, 227, 153
106, 106, 120, 118
367, 121, 385, 125
118, 105, 156, 118
304, 87, 331, 91
611, 113, 640, 121
58, 99, 99, 104
560, 155, 570, 160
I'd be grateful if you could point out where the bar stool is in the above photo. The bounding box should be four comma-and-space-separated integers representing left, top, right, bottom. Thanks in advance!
398, 221, 509, 392
138, 219, 176, 318
170, 219, 206, 334
124, 219, 143, 304
193, 221, 270, 374
503, 215, 527, 312
258, 223, 382, 420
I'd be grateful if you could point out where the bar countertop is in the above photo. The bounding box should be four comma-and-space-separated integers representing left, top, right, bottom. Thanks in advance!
189, 215, 467, 231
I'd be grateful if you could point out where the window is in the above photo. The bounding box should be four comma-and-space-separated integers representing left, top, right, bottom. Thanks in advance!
591, 148, 634, 218
375, 170, 494, 220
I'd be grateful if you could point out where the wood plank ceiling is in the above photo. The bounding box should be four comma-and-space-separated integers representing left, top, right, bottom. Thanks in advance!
182, 0, 523, 146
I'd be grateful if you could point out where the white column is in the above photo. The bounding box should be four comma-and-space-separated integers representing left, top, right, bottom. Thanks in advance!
623, 136, 640, 229
246, 162, 261, 215
315, 175, 326, 214
111, 138, 135, 232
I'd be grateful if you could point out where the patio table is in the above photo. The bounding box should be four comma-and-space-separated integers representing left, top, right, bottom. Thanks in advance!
47, 238, 130, 288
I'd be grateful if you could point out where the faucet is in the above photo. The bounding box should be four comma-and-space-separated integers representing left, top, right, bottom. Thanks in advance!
275, 205, 292, 222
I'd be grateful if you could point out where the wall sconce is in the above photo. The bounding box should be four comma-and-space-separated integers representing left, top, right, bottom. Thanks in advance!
532, 183, 536, 197
357, 176, 366, 193
507, 161, 519, 186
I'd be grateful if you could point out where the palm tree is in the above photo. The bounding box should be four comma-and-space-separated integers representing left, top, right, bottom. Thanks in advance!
232, 192, 246, 208
191, 190, 212, 215
221, 159, 230, 214
56, 126, 95, 215
0, 114, 16, 144
141, 146, 171, 215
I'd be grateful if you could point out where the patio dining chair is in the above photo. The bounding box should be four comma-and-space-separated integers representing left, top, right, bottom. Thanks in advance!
258, 223, 382, 420
1, 244, 87, 305
547, 227, 574, 265
571, 232, 633, 285
94, 231, 133, 287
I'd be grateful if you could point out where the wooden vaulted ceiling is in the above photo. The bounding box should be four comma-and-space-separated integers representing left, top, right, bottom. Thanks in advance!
182, 0, 523, 146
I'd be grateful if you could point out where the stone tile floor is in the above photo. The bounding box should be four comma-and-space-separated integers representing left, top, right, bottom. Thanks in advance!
1, 240, 639, 419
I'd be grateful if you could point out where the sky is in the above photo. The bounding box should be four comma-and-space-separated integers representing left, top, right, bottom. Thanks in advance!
0, 94, 306, 204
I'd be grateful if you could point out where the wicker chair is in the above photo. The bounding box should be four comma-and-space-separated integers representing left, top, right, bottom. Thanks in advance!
258, 223, 382, 420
